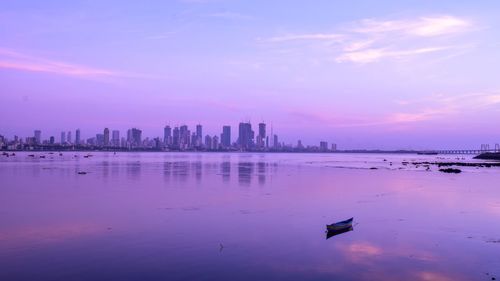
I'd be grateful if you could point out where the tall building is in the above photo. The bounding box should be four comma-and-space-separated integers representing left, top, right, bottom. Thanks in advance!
131, 128, 142, 147
126, 128, 142, 147
96, 134, 104, 147
49, 136, 55, 144
221, 125, 231, 147
75, 129, 81, 145
179, 125, 189, 148
112, 130, 120, 147
257, 123, 266, 148
67, 131, 72, 144
163, 126, 172, 146
172, 127, 180, 147
273, 135, 278, 148
238, 122, 254, 150
196, 125, 202, 138
196, 124, 202, 147
34, 130, 41, 145
212, 135, 219, 150
320, 141, 328, 152
204, 135, 212, 149
60, 131, 66, 145
103, 128, 110, 146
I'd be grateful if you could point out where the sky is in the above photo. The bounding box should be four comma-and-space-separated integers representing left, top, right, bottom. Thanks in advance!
1, 0, 500, 150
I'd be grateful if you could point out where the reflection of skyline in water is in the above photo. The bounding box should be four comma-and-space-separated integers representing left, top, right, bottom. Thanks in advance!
161, 160, 273, 186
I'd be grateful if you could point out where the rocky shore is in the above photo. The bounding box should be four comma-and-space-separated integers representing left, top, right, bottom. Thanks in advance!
474, 152, 500, 160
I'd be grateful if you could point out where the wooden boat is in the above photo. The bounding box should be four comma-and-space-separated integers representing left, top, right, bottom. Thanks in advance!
326, 217, 353, 231
326, 226, 353, 239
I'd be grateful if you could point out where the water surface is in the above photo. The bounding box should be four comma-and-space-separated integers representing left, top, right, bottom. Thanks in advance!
1, 152, 500, 281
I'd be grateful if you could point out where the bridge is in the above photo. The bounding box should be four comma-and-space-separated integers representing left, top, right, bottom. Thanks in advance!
427, 144, 500, 155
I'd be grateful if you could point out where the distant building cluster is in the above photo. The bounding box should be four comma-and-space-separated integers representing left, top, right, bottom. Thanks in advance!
0, 122, 338, 152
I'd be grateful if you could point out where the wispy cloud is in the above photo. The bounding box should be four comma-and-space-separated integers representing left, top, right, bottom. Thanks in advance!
265, 33, 344, 43
336, 46, 453, 64
207, 11, 254, 21
0, 48, 140, 79
263, 15, 476, 64
289, 90, 500, 128
352, 15, 472, 37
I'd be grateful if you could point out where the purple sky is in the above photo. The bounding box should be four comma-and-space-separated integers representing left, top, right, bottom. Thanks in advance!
1, 1, 500, 149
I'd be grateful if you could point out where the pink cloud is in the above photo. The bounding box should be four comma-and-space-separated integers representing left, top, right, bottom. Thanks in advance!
0, 48, 132, 78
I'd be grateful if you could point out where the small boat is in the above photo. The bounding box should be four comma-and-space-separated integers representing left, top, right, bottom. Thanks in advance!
326, 226, 353, 239
327, 217, 353, 232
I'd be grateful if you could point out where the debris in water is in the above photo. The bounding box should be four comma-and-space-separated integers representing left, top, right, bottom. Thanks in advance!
439, 168, 462, 174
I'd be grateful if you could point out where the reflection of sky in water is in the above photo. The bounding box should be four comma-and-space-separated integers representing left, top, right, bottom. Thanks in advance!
1, 152, 500, 280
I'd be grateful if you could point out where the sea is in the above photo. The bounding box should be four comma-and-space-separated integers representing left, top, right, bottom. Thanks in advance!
1, 152, 499, 281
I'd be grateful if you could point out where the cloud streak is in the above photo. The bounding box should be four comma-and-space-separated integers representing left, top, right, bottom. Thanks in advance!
0, 48, 135, 79
264, 15, 475, 64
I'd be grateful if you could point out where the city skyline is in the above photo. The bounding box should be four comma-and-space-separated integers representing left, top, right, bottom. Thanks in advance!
0, 121, 339, 152
1, 1, 500, 149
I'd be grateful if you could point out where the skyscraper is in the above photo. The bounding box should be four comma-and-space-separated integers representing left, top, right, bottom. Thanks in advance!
196, 124, 202, 138
67, 131, 72, 144
75, 129, 81, 145
221, 125, 231, 147
96, 134, 104, 147
238, 122, 253, 150
60, 131, 66, 145
273, 135, 278, 148
172, 127, 180, 147
257, 123, 266, 148
34, 130, 41, 145
179, 125, 189, 148
196, 124, 202, 147
164, 126, 172, 146
131, 128, 142, 147
103, 128, 110, 146
320, 141, 328, 152
112, 130, 120, 147
204, 135, 212, 149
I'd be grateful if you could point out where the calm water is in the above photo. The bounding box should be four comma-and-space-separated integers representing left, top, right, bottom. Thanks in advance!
1, 152, 500, 281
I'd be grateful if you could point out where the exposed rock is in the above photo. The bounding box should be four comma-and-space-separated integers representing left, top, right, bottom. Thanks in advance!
439, 168, 462, 174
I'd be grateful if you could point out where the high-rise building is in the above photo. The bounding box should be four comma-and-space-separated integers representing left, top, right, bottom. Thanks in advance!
75, 129, 81, 145
164, 126, 172, 146
96, 134, 104, 147
196, 124, 202, 147
131, 128, 142, 147
204, 135, 212, 149
221, 125, 231, 147
179, 125, 189, 148
126, 128, 141, 147
212, 135, 219, 150
34, 130, 41, 145
103, 128, 110, 146
257, 123, 266, 148
320, 141, 328, 152
273, 135, 278, 148
172, 127, 180, 147
49, 136, 55, 144
67, 131, 72, 144
196, 125, 202, 138
112, 130, 120, 147
238, 122, 254, 150
60, 131, 66, 145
